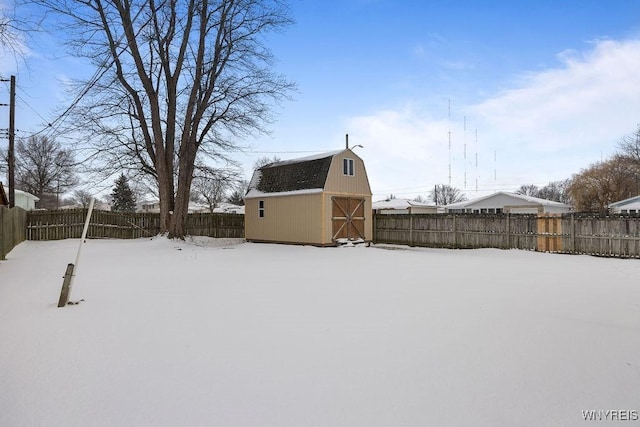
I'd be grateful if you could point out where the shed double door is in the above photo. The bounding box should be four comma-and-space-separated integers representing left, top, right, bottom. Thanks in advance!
332, 196, 365, 241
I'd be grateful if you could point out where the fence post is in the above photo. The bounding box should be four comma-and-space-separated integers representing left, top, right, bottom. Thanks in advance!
409, 214, 414, 246
506, 213, 511, 249
57, 263, 75, 307
570, 213, 575, 254
452, 214, 457, 248
372, 214, 377, 244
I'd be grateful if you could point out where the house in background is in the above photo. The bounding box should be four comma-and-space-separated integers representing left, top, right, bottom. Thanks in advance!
245, 148, 372, 246
138, 200, 244, 214
138, 200, 161, 213
444, 191, 572, 214
212, 202, 244, 215
372, 198, 440, 214
1, 186, 40, 210
608, 195, 640, 214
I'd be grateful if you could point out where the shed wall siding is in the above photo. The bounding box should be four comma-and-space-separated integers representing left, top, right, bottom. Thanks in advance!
324, 154, 372, 195
245, 193, 324, 244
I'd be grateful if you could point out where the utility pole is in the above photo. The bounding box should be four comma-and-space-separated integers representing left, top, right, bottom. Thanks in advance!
1, 75, 15, 207
8, 75, 15, 208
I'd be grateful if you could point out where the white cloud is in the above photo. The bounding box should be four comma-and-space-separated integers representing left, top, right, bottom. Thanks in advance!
346, 38, 640, 199
347, 106, 458, 198
469, 39, 640, 153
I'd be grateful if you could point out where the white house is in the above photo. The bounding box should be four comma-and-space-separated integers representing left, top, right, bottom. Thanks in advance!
137, 200, 244, 214
1, 186, 40, 210
212, 202, 244, 215
444, 191, 572, 214
608, 195, 640, 214
372, 198, 439, 214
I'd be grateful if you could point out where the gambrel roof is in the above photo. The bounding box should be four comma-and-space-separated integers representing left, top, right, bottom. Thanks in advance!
246, 150, 344, 197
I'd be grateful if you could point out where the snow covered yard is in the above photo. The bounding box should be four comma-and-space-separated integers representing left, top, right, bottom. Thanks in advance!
1, 237, 639, 427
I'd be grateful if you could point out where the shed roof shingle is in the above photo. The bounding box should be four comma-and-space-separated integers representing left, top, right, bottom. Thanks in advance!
253, 154, 334, 193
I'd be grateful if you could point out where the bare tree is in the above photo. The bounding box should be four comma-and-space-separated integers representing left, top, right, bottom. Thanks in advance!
429, 184, 467, 206
568, 156, 640, 212
253, 155, 281, 169
73, 189, 94, 208
191, 165, 238, 212
515, 184, 540, 197
617, 124, 640, 163
536, 179, 572, 204
413, 195, 427, 204
0, 4, 29, 57
13, 136, 77, 209
31, 0, 295, 238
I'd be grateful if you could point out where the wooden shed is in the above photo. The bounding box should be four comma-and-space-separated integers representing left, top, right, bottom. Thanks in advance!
245, 149, 372, 246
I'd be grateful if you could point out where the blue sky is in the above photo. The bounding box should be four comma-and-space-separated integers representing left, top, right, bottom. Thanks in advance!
2, 0, 640, 201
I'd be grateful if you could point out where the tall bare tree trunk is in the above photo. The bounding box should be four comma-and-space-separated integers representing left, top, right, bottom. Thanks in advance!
170, 142, 197, 238
30, 0, 295, 239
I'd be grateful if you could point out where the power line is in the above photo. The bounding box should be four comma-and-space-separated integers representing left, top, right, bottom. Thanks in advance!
16, 2, 150, 140
242, 149, 335, 155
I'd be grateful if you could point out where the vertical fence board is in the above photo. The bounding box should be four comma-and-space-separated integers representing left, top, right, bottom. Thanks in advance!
24, 210, 244, 241
0, 206, 27, 260
10, 209, 640, 258
373, 213, 640, 258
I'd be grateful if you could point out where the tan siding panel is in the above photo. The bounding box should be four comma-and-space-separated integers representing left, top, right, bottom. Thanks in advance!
245, 194, 324, 244
324, 154, 372, 195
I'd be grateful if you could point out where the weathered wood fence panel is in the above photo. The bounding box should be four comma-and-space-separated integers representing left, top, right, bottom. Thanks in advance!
374, 213, 640, 258
375, 213, 537, 250
0, 206, 27, 260
26, 209, 244, 241
556, 214, 640, 258
17, 210, 640, 258
186, 213, 244, 238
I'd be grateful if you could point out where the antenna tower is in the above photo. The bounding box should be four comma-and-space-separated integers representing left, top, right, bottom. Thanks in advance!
494, 150, 497, 181
448, 100, 451, 185
475, 129, 478, 192
463, 116, 467, 189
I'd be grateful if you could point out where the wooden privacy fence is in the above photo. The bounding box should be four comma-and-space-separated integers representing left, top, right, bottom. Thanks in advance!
538, 213, 640, 258
26, 209, 244, 241
0, 206, 27, 260
374, 213, 640, 258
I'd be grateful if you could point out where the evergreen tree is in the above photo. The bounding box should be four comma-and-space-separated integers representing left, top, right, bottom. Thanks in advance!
111, 174, 137, 212
227, 190, 245, 206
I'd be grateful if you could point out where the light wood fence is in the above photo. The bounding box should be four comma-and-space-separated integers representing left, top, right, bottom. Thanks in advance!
26, 209, 244, 241
374, 213, 640, 258
0, 206, 27, 260
15, 210, 640, 259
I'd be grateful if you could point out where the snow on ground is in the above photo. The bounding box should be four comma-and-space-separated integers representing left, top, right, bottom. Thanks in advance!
1, 237, 639, 426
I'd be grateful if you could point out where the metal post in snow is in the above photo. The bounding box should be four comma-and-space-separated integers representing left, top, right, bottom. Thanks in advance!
57, 198, 95, 307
